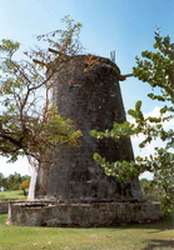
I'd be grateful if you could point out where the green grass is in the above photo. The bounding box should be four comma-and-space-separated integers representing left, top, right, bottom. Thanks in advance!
0, 190, 26, 201
0, 214, 174, 250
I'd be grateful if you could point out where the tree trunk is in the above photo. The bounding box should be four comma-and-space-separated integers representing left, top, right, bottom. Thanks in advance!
28, 165, 39, 200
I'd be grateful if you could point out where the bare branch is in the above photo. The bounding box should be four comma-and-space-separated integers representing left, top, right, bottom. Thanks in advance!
48, 48, 59, 54
33, 59, 48, 68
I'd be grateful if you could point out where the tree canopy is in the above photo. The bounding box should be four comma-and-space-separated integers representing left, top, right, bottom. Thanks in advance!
0, 16, 82, 167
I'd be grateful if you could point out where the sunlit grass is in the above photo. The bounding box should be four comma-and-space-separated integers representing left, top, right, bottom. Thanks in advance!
0, 214, 174, 250
0, 190, 26, 201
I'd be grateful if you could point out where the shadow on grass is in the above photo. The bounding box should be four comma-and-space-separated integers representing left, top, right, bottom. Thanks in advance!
144, 239, 174, 250
118, 213, 174, 232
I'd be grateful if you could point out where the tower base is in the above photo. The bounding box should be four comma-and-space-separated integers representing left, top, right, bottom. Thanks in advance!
9, 200, 162, 227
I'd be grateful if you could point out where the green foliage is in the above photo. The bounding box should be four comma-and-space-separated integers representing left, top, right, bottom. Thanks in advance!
133, 31, 174, 100
36, 15, 83, 57
93, 153, 143, 182
0, 16, 82, 166
92, 32, 174, 214
151, 149, 174, 213
91, 121, 136, 140
0, 39, 20, 57
139, 178, 163, 203
0, 172, 30, 191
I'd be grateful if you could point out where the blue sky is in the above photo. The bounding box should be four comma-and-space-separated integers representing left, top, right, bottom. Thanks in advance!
0, 0, 173, 176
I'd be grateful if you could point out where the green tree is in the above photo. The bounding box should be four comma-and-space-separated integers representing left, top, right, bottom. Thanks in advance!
0, 173, 5, 189
20, 179, 30, 196
92, 32, 174, 213
140, 178, 159, 201
5, 172, 22, 190
0, 16, 82, 198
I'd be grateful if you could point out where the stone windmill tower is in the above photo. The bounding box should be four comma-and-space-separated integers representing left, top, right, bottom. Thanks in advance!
36, 54, 141, 201
11, 54, 161, 227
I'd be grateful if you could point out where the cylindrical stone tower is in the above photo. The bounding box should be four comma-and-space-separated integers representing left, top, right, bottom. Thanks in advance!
36, 55, 142, 202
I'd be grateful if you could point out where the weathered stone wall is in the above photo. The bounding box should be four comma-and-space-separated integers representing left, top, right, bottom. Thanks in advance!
0, 200, 26, 214
0, 201, 8, 213
10, 201, 162, 227
36, 55, 142, 201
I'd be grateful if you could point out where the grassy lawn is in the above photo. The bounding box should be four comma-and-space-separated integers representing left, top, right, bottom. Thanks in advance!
0, 214, 174, 250
0, 190, 26, 201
